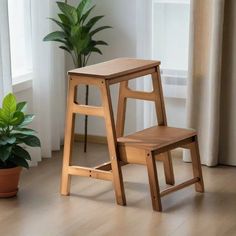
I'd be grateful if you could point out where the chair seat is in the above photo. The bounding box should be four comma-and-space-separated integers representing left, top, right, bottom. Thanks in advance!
117, 126, 196, 151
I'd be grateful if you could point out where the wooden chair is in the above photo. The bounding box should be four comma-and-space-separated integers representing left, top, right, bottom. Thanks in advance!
116, 65, 204, 212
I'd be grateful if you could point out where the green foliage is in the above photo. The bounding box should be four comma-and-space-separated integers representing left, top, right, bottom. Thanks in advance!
43, 0, 111, 68
0, 93, 40, 169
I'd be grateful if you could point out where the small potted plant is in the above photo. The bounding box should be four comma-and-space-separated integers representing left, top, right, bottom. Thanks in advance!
0, 93, 40, 197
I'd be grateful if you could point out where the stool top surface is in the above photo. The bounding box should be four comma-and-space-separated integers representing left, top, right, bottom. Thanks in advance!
68, 58, 160, 79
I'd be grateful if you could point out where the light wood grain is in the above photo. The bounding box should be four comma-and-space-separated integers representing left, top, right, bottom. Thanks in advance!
60, 78, 76, 196
118, 126, 197, 151
115, 66, 175, 185
100, 80, 126, 205
68, 58, 160, 79
62, 58, 203, 212
146, 151, 162, 211
152, 69, 175, 185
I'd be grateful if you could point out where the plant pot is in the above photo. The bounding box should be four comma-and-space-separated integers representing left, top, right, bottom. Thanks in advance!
0, 167, 22, 198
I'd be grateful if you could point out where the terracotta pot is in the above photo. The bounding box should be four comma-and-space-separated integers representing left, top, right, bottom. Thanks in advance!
0, 167, 22, 198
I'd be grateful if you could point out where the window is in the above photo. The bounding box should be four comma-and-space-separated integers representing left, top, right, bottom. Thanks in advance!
152, 0, 190, 98
8, 0, 33, 85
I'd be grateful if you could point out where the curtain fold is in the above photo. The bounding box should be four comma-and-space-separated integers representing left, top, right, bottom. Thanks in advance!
31, 0, 66, 159
0, 0, 12, 103
135, 0, 155, 131
185, 0, 234, 166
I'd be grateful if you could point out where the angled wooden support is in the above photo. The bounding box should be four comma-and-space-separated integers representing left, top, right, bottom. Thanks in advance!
100, 80, 126, 205
152, 69, 175, 185
116, 67, 175, 185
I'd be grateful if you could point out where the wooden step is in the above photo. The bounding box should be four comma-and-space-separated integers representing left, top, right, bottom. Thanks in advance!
117, 126, 196, 151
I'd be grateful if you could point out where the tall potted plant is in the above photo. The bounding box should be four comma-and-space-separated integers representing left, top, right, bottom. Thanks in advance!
0, 93, 40, 197
43, 0, 111, 152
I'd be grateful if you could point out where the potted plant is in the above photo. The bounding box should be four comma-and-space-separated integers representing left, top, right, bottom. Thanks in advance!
0, 93, 40, 197
43, 0, 111, 152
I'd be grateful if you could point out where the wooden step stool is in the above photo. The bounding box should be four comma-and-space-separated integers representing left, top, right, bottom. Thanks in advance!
61, 58, 204, 211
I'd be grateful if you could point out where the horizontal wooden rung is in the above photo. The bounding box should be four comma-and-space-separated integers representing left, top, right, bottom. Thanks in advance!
68, 166, 113, 181
72, 104, 104, 117
124, 89, 156, 101
160, 177, 200, 197
94, 161, 128, 171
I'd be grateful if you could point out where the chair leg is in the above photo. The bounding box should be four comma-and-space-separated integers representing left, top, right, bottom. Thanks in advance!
146, 151, 162, 211
189, 139, 204, 193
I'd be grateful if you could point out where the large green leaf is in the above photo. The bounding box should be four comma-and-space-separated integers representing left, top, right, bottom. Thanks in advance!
59, 46, 72, 54
70, 26, 90, 54
16, 102, 27, 112
80, 5, 95, 24
95, 40, 108, 46
22, 135, 41, 147
10, 111, 24, 126
13, 128, 36, 136
81, 39, 96, 55
0, 121, 6, 128
43, 31, 66, 42
0, 146, 12, 162
86, 16, 104, 31
58, 14, 70, 26
77, 0, 90, 19
0, 108, 9, 123
0, 136, 16, 145
18, 114, 35, 127
2, 93, 17, 121
48, 18, 68, 33
10, 156, 29, 169
13, 145, 31, 160
56, 2, 78, 25
91, 47, 103, 55
90, 26, 112, 36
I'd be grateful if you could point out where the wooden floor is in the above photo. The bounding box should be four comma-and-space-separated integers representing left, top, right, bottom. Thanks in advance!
0, 143, 236, 236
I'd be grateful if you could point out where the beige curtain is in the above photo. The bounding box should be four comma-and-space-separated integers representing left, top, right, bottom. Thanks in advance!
185, 0, 236, 166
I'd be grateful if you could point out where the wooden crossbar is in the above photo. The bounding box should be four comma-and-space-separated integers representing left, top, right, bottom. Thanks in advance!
72, 104, 104, 117
160, 177, 200, 197
123, 88, 156, 101
68, 166, 113, 181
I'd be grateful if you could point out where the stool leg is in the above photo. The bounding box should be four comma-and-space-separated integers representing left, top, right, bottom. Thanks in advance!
61, 79, 76, 195
155, 152, 175, 185
190, 138, 204, 193
152, 70, 175, 185
116, 81, 128, 138
101, 81, 126, 206
146, 151, 162, 211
